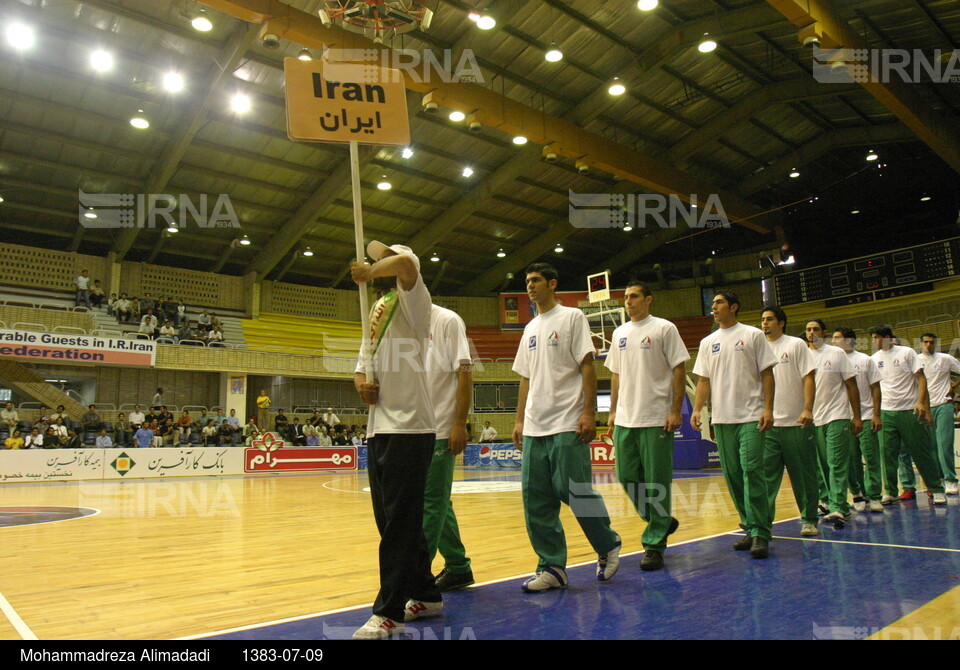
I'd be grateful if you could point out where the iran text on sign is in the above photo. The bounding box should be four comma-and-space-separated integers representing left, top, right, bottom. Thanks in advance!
284, 58, 410, 146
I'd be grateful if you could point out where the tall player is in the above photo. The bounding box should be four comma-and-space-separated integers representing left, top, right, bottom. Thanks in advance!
904, 333, 960, 495
512, 263, 621, 591
832, 328, 885, 513
351, 242, 439, 639
605, 280, 687, 571
692, 291, 777, 559
805, 319, 861, 525
869, 325, 946, 505
760, 306, 819, 537
422, 303, 475, 593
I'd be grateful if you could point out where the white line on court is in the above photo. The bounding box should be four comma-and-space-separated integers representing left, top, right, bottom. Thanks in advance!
772, 535, 960, 553
177, 517, 800, 640
0, 591, 38, 640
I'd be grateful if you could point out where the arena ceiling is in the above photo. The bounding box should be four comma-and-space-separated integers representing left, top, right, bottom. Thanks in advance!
0, 0, 958, 295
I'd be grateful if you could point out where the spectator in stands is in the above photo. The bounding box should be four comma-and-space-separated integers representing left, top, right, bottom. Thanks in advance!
351, 431, 363, 447
158, 320, 177, 343
148, 419, 163, 448
49, 405, 68, 424
81, 405, 102, 433
202, 420, 218, 446
89, 280, 105, 309
34, 405, 51, 431
322, 407, 339, 428
128, 405, 145, 427
177, 411, 193, 442
196, 310, 211, 333
207, 326, 225, 347
106, 293, 117, 317
157, 406, 173, 425
318, 426, 332, 447
4, 429, 23, 450
115, 293, 132, 323
160, 418, 177, 446
50, 417, 68, 439
480, 421, 498, 443
95, 429, 113, 448
139, 309, 159, 339
0, 402, 19, 429
24, 427, 43, 449
43, 426, 61, 449
274, 409, 290, 438
211, 313, 224, 333
308, 410, 324, 427
193, 409, 210, 431
140, 293, 156, 315
164, 297, 180, 326
290, 417, 306, 446
63, 428, 82, 450
218, 419, 238, 446
332, 429, 348, 446
152, 388, 163, 408
74, 269, 92, 308
227, 409, 240, 428
210, 408, 225, 427
114, 412, 133, 446
134, 423, 154, 449
303, 421, 319, 446
129, 296, 142, 321
144, 407, 158, 426
179, 322, 203, 346
256, 390, 272, 427
243, 417, 262, 446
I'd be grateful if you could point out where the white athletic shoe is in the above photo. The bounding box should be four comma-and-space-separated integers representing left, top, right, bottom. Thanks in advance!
352, 615, 405, 640
597, 534, 621, 582
932, 492, 948, 505
403, 599, 444, 622
945, 481, 960, 495
869, 499, 884, 513
800, 522, 819, 536
853, 497, 867, 513
880, 495, 899, 506
522, 566, 568, 592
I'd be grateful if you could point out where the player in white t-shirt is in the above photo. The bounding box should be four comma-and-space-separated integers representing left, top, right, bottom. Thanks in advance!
831, 328, 885, 513
351, 242, 440, 639
868, 325, 946, 505
760, 306, 819, 537
692, 291, 777, 559
605, 281, 688, 571
909, 334, 960, 495
512, 263, 621, 592
423, 304, 475, 592
805, 319, 862, 525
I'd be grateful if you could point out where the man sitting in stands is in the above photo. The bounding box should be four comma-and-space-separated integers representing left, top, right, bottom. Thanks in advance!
0, 402, 19, 429
303, 421, 319, 446
197, 310, 213, 333
158, 320, 177, 343
81, 405, 102, 433
332, 429, 348, 446
140, 293, 156, 315
322, 407, 340, 429
43, 426, 61, 449
24, 427, 44, 449
129, 296, 141, 321
95, 429, 113, 448
177, 411, 193, 442
147, 419, 163, 448
106, 293, 118, 317
50, 417, 68, 440
318, 426, 333, 447
114, 412, 133, 446
207, 326, 225, 347
139, 309, 159, 339
49, 405, 69, 425
134, 423, 154, 449
290, 417, 307, 445
63, 428, 82, 450
218, 419, 238, 445
128, 405, 145, 428
243, 418, 262, 446
33, 405, 51, 431
202, 420, 219, 446
115, 293, 132, 323
89, 280, 105, 308
4, 430, 23, 450
193, 409, 211, 431
274, 409, 290, 438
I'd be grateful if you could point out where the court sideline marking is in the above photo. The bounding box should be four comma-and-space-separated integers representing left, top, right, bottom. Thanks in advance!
772, 535, 960, 553
177, 517, 799, 640
0, 590, 38, 640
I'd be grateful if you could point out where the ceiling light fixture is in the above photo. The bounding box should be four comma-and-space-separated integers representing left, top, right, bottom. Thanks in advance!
90, 49, 113, 72
449, 110, 466, 122
512, 135, 528, 145
297, 48, 312, 61
698, 33, 717, 53
401, 147, 414, 159
637, 0, 659, 10
462, 166, 474, 178
302, 247, 314, 257
162, 71, 184, 93
5, 23, 35, 50
866, 149, 878, 161
607, 77, 626, 96
377, 176, 392, 190
851, 209, 860, 214
192, 10, 213, 32
239, 235, 251, 245
921, 196, 932, 202
789, 168, 800, 178
231, 93, 251, 114
166, 225, 179, 233
84, 209, 97, 220
554, 243, 564, 253
430, 252, 440, 262
545, 43, 563, 62
130, 111, 149, 129
497, 248, 506, 258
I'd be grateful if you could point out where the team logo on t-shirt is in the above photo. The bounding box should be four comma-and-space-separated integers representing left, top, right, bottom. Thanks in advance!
528, 335, 537, 350
734, 340, 745, 351
822, 360, 832, 369
639, 336, 652, 349
711, 343, 721, 355
547, 331, 560, 347
780, 353, 789, 363
893, 359, 901, 368
877, 361, 884, 369
619, 337, 627, 350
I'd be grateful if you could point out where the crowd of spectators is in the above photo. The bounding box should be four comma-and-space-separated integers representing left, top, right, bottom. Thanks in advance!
0, 402, 366, 450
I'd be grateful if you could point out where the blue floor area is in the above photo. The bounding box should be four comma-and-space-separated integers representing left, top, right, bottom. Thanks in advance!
458, 468, 719, 482
206, 498, 960, 640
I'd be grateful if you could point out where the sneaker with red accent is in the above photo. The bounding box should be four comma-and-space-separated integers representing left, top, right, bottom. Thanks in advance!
352, 615, 405, 640
403, 599, 444, 622
899, 489, 916, 501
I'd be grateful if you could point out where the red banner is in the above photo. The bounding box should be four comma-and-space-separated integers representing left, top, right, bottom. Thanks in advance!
244, 432, 357, 473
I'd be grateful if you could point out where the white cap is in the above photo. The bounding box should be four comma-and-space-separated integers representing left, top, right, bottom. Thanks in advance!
366, 241, 420, 272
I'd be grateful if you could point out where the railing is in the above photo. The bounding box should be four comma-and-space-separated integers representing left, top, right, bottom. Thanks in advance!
11, 322, 48, 331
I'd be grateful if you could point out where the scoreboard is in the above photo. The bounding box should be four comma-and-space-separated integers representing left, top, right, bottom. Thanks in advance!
771, 238, 960, 307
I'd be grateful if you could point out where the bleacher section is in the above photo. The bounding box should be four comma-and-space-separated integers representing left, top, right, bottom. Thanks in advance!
467, 326, 522, 360
241, 313, 362, 357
